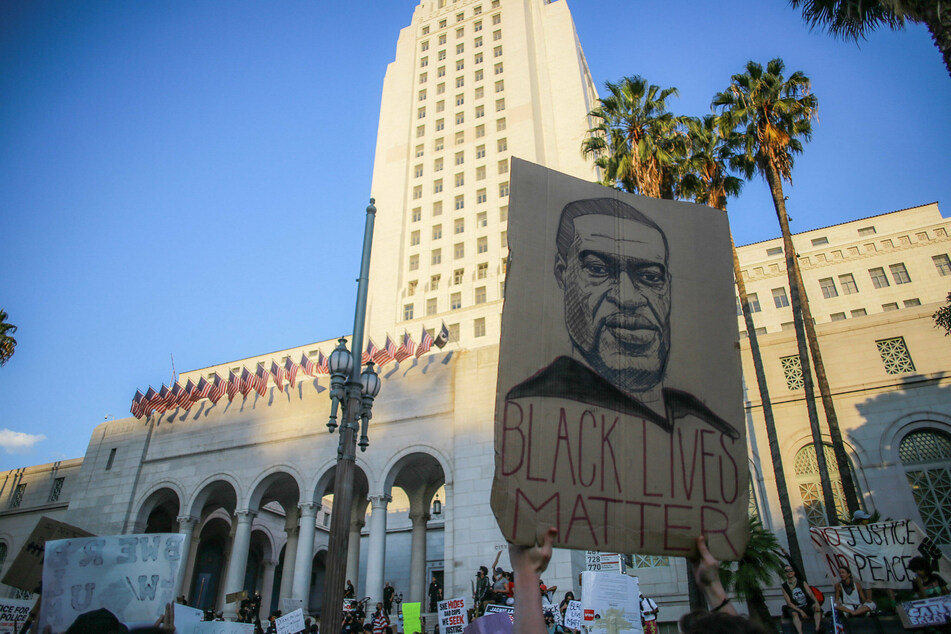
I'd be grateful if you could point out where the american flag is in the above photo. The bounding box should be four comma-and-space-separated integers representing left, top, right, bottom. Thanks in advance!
300, 353, 316, 377
156, 385, 173, 413
416, 327, 434, 358
196, 377, 212, 401
143, 387, 158, 417
254, 366, 269, 396
170, 382, 186, 409
373, 336, 395, 367
316, 350, 329, 375
284, 357, 299, 388
271, 361, 286, 393
209, 374, 226, 403
131, 390, 146, 419
394, 332, 415, 362
181, 379, 197, 408
363, 340, 378, 365
227, 370, 241, 401
240, 368, 254, 397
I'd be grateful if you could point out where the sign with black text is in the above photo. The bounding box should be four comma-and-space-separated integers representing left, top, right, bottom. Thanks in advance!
438, 597, 470, 634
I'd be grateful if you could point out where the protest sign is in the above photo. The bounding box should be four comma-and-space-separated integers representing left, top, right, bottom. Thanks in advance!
809, 519, 951, 588
2, 516, 93, 593
484, 604, 514, 617
0, 597, 34, 634
226, 589, 248, 604
491, 159, 748, 560
174, 603, 204, 630
39, 533, 185, 632
343, 599, 357, 612
402, 602, 421, 634
563, 600, 583, 630
185, 623, 255, 634
580, 571, 642, 633
897, 595, 951, 629
438, 597, 469, 634
282, 597, 304, 614
586, 552, 625, 573
464, 612, 512, 634
276, 607, 306, 634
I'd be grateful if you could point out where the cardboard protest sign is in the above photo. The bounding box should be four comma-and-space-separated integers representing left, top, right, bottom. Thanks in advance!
897, 596, 951, 629
491, 159, 748, 559
463, 612, 512, 634
809, 519, 951, 589
0, 598, 34, 634
174, 603, 204, 630
282, 597, 305, 614
563, 601, 583, 630
39, 533, 185, 632
580, 571, 642, 634
402, 602, 422, 634
226, 589, 248, 604
1, 516, 93, 593
438, 597, 470, 634
276, 607, 306, 634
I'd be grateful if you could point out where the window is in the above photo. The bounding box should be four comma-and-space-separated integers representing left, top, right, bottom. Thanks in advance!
795, 443, 862, 528
412, 207, 422, 222
449, 323, 460, 342
839, 273, 858, 294
427, 298, 438, 316
477, 237, 488, 253
453, 268, 464, 285
419, 89, 427, 101
435, 137, 444, 151
477, 262, 488, 278
811, 236, 829, 246
494, 46, 503, 57
494, 160, 507, 175
456, 14, 464, 23
456, 43, 464, 53
474, 317, 486, 337
474, 5, 482, 14
766, 246, 783, 256
830, 312, 846, 321
495, 80, 504, 94
772, 287, 789, 308
416, 144, 425, 158
455, 94, 465, 107
413, 186, 423, 200
890, 263, 911, 284
493, 29, 502, 41
434, 158, 444, 172
418, 107, 426, 120
476, 188, 487, 203
403, 304, 415, 320
456, 76, 464, 88
474, 19, 483, 31
497, 138, 508, 152
408, 280, 418, 296
437, 82, 445, 94
454, 218, 465, 234
476, 124, 485, 138
456, 59, 464, 71
439, 32, 447, 43
883, 302, 899, 311
455, 151, 464, 165
932, 254, 951, 276
475, 286, 487, 304
455, 131, 464, 144
438, 66, 446, 78
454, 242, 465, 259
475, 52, 484, 65
433, 201, 443, 216
451, 292, 462, 310
10, 484, 25, 508
492, 12, 501, 24
745, 292, 762, 313
436, 118, 445, 131
477, 211, 487, 227
850, 308, 867, 317
421, 56, 429, 68
500, 230, 506, 248
904, 298, 921, 307
496, 117, 506, 131
474, 69, 484, 81
476, 167, 486, 181
433, 179, 443, 193
501, 257, 507, 275
455, 195, 464, 210
432, 248, 442, 265
869, 267, 890, 288
430, 274, 440, 290
877, 337, 915, 374
499, 206, 507, 222
417, 125, 425, 138
436, 100, 445, 112
410, 230, 420, 246
414, 164, 424, 178
499, 182, 509, 197
819, 277, 838, 298
422, 25, 430, 34
107, 447, 118, 470
899, 429, 951, 545
475, 105, 485, 118
454, 172, 464, 187
475, 86, 484, 98
421, 40, 430, 52
409, 257, 419, 274
857, 226, 876, 236
494, 62, 504, 74
781, 321, 795, 330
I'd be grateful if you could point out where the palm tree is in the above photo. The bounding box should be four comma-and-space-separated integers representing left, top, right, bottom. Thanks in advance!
680, 114, 806, 571
789, 0, 951, 78
719, 516, 786, 632
582, 76, 687, 199
0, 309, 17, 367
712, 59, 844, 527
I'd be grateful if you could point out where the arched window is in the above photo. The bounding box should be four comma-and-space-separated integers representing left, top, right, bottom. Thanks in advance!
899, 428, 951, 545
794, 443, 862, 527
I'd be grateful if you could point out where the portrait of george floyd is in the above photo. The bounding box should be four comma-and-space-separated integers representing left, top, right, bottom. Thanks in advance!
491, 159, 749, 560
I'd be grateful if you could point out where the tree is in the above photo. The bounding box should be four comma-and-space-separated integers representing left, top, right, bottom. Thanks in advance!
680, 113, 806, 571
719, 516, 786, 632
713, 59, 846, 526
788, 0, 951, 78
934, 292, 951, 335
582, 76, 687, 199
0, 309, 17, 367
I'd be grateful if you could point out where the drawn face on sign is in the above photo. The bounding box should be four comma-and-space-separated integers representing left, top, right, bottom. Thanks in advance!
554, 204, 671, 394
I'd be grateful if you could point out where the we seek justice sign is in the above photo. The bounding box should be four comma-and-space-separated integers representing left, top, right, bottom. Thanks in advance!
491, 160, 748, 560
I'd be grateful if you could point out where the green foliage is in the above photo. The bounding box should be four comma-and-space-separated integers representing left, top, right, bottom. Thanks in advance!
679, 114, 746, 210
933, 292, 951, 336
0, 309, 17, 367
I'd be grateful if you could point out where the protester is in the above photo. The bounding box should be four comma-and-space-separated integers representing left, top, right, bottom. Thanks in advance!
909, 555, 949, 598
833, 564, 876, 618
638, 594, 659, 634
475, 565, 491, 614
780, 562, 823, 634
372, 602, 390, 634
557, 591, 575, 622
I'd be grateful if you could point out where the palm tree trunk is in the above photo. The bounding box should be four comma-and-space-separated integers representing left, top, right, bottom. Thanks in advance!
789, 257, 861, 516
763, 165, 839, 526
747, 594, 779, 634
732, 238, 806, 572
921, 5, 951, 79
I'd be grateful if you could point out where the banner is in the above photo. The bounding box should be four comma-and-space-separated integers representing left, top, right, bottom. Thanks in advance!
39, 533, 185, 632
898, 596, 951, 629
563, 601, 583, 630
580, 571, 642, 633
491, 159, 748, 560
402, 602, 421, 634
809, 519, 951, 588
483, 604, 514, 617
438, 597, 469, 634
276, 608, 306, 634
0, 598, 34, 634
2, 516, 93, 593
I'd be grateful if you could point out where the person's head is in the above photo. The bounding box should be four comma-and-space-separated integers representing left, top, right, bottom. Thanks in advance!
852, 509, 871, 524
377, 602, 384, 612
838, 565, 852, 581
783, 564, 797, 580
478, 565, 488, 577
554, 198, 671, 393
564, 591, 574, 601
909, 556, 932, 577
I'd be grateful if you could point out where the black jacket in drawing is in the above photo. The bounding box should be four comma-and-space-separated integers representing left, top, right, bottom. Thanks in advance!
505, 356, 740, 439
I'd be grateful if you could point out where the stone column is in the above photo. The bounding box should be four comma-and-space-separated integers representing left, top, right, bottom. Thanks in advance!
259, 559, 278, 620
292, 503, 320, 604
222, 509, 256, 618
408, 511, 430, 604
441, 483, 454, 599
346, 517, 365, 592
174, 516, 199, 598
364, 494, 391, 607
281, 525, 300, 602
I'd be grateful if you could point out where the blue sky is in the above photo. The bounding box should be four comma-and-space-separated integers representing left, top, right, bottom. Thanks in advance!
1, 1, 948, 472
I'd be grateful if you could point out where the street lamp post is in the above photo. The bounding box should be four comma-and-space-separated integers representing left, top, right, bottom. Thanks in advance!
321, 199, 381, 634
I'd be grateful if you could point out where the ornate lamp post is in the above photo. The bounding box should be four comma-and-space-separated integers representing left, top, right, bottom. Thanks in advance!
321, 199, 381, 634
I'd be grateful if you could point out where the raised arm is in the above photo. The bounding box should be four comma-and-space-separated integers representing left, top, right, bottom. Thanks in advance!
509, 528, 557, 634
